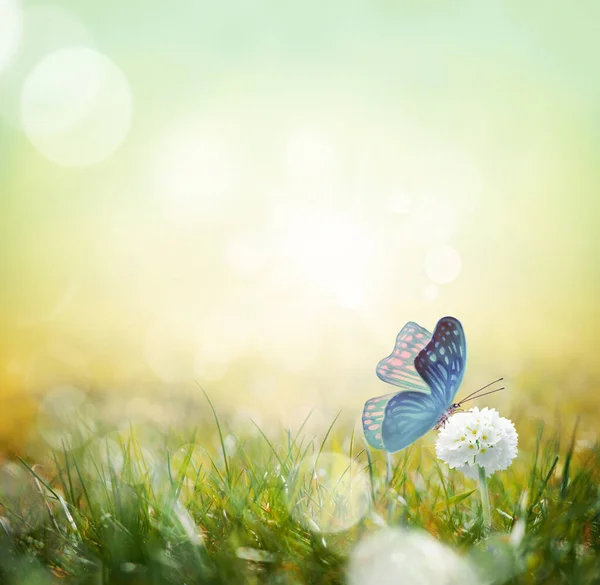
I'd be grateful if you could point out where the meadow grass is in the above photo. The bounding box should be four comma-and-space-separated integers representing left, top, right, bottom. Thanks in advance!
0, 401, 599, 585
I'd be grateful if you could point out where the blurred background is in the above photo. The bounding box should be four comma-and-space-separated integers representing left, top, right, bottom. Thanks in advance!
1, 0, 599, 453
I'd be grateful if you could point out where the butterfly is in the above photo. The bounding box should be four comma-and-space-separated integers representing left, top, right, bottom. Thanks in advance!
362, 316, 502, 453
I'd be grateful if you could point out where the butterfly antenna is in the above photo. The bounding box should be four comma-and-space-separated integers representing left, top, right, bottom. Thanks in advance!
459, 377, 504, 403
459, 387, 505, 405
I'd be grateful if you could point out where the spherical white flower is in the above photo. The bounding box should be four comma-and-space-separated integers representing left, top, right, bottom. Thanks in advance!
436, 407, 518, 479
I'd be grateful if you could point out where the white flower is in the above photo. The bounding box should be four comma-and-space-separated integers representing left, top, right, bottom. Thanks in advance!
436, 407, 518, 479
348, 528, 479, 585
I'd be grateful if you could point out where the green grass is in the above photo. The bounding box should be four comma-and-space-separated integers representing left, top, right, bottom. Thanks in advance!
1, 405, 599, 585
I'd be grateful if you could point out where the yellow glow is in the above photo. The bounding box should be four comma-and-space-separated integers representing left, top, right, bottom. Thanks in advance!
270, 205, 377, 307
282, 128, 338, 184
1, 0, 599, 444
156, 124, 238, 221
424, 245, 462, 284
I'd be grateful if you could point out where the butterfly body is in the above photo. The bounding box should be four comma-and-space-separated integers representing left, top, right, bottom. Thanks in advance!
433, 404, 460, 430
362, 316, 467, 453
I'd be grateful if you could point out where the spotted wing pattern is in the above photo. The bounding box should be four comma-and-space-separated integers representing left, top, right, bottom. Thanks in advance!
381, 391, 443, 453
414, 316, 467, 411
364, 316, 468, 453
375, 321, 433, 393
362, 392, 396, 449
363, 322, 432, 449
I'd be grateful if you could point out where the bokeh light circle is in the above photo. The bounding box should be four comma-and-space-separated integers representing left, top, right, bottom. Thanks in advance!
21, 46, 133, 166
287, 452, 370, 533
0, 5, 94, 126
89, 433, 125, 475
348, 528, 479, 585
102, 425, 166, 489
0, 0, 22, 75
37, 386, 97, 450
424, 245, 462, 284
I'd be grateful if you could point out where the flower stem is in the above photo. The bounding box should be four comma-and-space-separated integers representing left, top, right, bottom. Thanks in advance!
386, 452, 393, 485
478, 465, 491, 535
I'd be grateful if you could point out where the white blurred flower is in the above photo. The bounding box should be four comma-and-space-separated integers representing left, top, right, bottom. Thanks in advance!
436, 407, 518, 479
348, 527, 479, 585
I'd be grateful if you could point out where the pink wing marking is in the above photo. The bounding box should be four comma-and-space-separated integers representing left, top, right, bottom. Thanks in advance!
376, 321, 433, 392
362, 393, 394, 450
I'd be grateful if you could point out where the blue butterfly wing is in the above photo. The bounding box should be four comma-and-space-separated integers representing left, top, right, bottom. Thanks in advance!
363, 321, 433, 449
382, 391, 443, 453
414, 316, 467, 411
